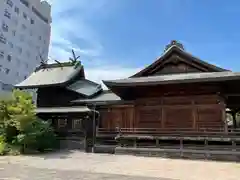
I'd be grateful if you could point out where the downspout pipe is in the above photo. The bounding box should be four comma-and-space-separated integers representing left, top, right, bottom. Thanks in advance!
87, 103, 100, 153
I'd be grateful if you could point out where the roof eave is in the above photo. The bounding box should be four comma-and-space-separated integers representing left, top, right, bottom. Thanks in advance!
103, 75, 240, 88
15, 65, 84, 89
15, 82, 66, 89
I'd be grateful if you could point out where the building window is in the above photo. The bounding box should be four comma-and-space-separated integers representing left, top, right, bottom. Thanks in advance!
20, 0, 29, 7
16, 58, 20, 65
72, 119, 82, 129
19, 34, 24, 42
21, 24, 26, 30
7, 55, 11, 62
12, 18, 18, 25
23, 12, 27, 19
28, 40, 32, 46
2, 83, 13, 91
57, 119, 67, 128
0, 51, 4, 58
30, 19, 35, 24
17, 47, 22, 54
14, 7, 19, 14
12, 30, 16, 36
26, 51, 30, 58
2, 22, 8, 32
5, 68, 10, 74
4, 9, 11, 19
8, 42, 13, 48
6, 0, 13, 7
0, 34, 6, 44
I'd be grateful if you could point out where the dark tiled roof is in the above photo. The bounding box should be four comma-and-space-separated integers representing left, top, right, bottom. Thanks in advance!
104, 71, 240, 87
131, 45, 228, 77
67, 79, 102, 97
35, 106, 90, 113
73, 90, 121, 104
15, 63, 83, 88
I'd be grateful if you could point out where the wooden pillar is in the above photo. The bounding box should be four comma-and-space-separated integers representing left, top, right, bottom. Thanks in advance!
204, 139, 209, 159
156, 139, 160, 147
231, 111, 237, 129
232, 140, 236, 152
219, 94, 228, 132
220, 102, 227, 132
180, 138, 183, 157
161, 98, 165, 128
161, 108, 165, 128
192, 100, 197, 130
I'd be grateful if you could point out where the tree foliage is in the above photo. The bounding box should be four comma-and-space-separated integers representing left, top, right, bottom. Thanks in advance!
0, 89, 58, 155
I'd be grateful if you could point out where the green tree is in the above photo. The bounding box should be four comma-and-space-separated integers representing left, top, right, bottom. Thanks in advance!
0, 89, 58, 154
0, 89, 35, 142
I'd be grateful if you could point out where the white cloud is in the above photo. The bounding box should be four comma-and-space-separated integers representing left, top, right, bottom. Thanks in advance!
47, 0, 139, 86
85, 66, 141, 89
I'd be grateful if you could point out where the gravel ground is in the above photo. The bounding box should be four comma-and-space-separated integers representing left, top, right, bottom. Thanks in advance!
0, 163, 174, 180
0, 150, 240, 180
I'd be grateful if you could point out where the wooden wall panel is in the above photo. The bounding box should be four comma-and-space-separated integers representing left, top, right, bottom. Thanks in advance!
99, 109, 112, 129
135, 106, 162, 128
99, 94, 225, 131
162, 96, 192, 105
99, 106, 134, 130
196, 107, 223, 129
164, 108, 193, 128
120, 107, 134, 129
154, 62, 200, 75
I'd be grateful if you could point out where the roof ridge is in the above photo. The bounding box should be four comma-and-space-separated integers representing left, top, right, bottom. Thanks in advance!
35, 61, 76, 72
131, 44, 228, 77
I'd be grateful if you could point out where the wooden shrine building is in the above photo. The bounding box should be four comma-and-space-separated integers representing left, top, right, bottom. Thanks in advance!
15, 60, 103, 151
15, 41, 240, 159
75, 40, 240, 133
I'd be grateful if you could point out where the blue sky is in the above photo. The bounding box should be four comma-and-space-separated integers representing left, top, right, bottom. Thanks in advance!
46, 0, 240, 84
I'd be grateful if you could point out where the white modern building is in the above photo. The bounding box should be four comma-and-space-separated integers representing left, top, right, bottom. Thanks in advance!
0, 0, 51, 93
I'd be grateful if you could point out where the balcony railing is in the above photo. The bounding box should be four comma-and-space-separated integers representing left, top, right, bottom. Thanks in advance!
97, 127, 240, 137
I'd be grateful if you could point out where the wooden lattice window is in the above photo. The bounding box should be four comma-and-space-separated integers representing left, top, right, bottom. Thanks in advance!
58, 119, 67, 128
72, 119, 82, 129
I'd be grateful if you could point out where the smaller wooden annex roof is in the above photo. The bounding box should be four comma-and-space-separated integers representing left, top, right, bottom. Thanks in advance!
15, 61, 103, 98
73, 90, 122, 105
15, 62, 84, 89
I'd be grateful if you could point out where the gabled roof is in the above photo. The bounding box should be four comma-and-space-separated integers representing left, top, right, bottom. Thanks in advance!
67, 79, 102, 98
72, 90, 121, 105
131, 41, 228, 77
104, 71, 240, 87
15, 62, 84, 89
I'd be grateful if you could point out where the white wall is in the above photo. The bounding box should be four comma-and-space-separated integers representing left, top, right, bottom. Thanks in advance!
0, 0, 51, 92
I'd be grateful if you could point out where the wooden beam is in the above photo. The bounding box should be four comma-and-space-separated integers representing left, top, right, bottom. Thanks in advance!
110, 104, 134, 108
192, 100, 197, 129
226, 94, 240, 97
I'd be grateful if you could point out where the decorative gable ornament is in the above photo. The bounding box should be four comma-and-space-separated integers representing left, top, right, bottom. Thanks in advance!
164, 40, 185, 52
69, 49, 81, 67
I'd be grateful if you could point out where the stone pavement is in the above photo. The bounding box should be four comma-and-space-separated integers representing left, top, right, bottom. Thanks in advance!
0, 150, 240, 180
